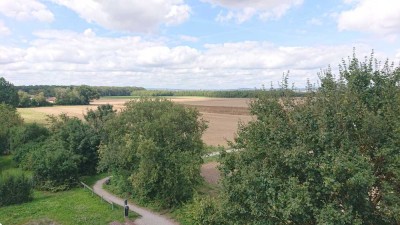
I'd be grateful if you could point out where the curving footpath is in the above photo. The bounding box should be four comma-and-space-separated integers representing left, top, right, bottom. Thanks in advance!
93, 177, 179, 225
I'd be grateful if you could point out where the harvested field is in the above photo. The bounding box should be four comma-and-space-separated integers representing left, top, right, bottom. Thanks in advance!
18, 97, 254, 147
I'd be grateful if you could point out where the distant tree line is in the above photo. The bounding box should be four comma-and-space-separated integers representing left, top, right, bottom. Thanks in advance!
17, 85, 144, 97
131, 89, 306, 98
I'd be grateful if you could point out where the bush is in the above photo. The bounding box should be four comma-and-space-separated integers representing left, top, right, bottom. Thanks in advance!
215, 54, 400, 224
0, 172, 33, 206
10, 123, 49, 166
32, 140, 79, 192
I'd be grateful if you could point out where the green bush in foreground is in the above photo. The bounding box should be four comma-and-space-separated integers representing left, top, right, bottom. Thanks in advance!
0, 172, 33, 206
203, 54, 400, 224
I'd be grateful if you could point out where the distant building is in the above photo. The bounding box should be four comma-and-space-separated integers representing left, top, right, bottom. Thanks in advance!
46, 97, 56, 103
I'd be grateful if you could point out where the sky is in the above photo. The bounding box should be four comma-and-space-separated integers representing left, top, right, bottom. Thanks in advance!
0, 0, 400, 89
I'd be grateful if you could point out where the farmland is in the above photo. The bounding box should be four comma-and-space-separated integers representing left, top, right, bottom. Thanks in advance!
17, 97, 254, 147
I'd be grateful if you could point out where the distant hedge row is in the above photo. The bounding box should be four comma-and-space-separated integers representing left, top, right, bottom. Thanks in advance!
131, 89, 306, 98
0, 172, 33, 206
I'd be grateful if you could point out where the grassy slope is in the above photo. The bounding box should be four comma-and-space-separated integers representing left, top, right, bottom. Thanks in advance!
0, 155, 137, 224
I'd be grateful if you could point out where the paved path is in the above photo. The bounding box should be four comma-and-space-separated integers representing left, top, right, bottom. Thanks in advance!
203, 148, 241, 157
93, 177, 179, 225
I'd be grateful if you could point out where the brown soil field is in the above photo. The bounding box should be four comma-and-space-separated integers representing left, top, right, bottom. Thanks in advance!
19, 97, 253, 147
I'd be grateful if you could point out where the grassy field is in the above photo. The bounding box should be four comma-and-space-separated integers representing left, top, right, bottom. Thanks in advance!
17, 108, 49, 125
0, 189, 134, 225
0, 155, 137, 225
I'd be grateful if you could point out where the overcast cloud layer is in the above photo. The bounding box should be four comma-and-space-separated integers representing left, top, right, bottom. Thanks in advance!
0, 0, 399, 89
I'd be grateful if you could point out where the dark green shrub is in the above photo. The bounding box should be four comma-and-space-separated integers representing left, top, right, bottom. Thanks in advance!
32, 140, 79, 192
0, 172, 33, 206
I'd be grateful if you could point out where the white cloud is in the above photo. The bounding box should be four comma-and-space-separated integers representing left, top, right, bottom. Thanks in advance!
0, 0, 54, 22
0, 29, 390, 89
50, 0, 191, 32
0, 20, 11, 35
203, 0, 303, 23
338, 0, 400, 38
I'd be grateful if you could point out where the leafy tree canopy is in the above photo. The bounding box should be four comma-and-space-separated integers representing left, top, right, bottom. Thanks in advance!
0, 77, 19, 107
0, 104, 23, 153
213, 53, 400, 225
99, 98, 207, 207
55, 85, 99, 105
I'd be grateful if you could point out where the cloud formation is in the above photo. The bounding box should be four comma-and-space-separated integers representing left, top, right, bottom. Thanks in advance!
50, 0, 191, 32
0, 20, 11, 35
338, 0, 400, 39
203, 0, 303, 23
0, 29, 380, 89
0, 0, 54, 22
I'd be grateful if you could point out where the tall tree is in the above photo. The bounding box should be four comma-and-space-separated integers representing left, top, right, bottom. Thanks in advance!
212, 54, 400, 224
0, 77, 19, 107
0, 104, 23, 154
99, 98, 207, 207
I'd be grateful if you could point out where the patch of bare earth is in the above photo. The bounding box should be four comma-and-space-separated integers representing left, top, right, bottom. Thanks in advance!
201, 162, 220, 185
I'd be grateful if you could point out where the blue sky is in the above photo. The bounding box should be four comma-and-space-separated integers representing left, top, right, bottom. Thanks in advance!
0, 0, 399, 89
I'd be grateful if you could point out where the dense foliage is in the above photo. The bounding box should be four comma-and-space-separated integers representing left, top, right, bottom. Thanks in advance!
99, 98, 207, 207
0, 77, 19, 107
25, 115, 100, 191
17, 85, 144, 97
18, 91, 50, 107
55, 85, 100, 105
200, 55, 400, 224
9, 123, 50, 169
84, 104, 116, 136
0, 172, 33, 206
0, 104, 23, 154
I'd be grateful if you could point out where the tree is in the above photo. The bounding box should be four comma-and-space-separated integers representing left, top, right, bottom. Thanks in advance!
17, 90, 31, 107
76, 85, 100, 104
29, 115, 100, 191
0, 77, 19, 107
212, 54, 400, 224
32, 92, 48, 106
84, 104, 116, 134
48, 115, 100, 175
0, 104, 23, 154
55, 86, 99, 105
99, 98, 207, 207
32, 139, 79, 191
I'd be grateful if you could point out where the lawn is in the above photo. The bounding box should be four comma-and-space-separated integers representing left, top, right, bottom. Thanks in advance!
0, 189, 132, 225
0, 155, 137, 224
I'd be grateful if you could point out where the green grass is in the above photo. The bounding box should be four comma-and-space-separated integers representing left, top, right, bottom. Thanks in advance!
17, 108, 49, 125
0, 188, 135, 225
0, 155, 32, 176
0, 155, 137, 224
